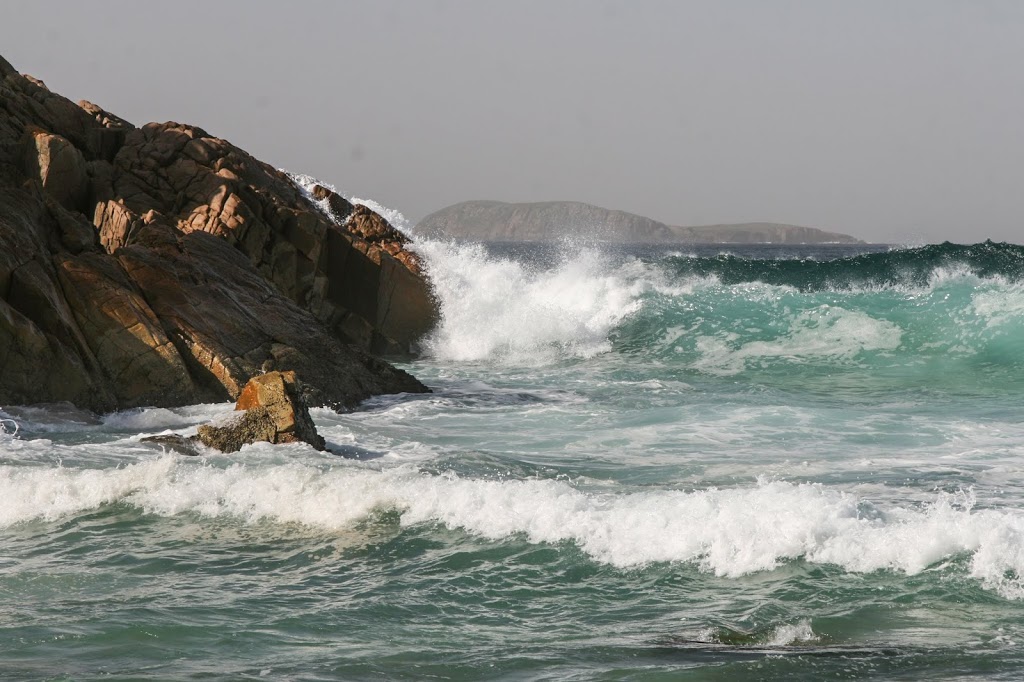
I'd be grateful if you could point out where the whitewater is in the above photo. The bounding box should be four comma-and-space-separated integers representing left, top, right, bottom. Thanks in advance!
4, 196, 1024, 678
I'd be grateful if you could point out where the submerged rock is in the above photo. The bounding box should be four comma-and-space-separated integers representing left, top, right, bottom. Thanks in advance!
196, 371, 325, 453
0, 54, 435, 412
139, 434, 202, 457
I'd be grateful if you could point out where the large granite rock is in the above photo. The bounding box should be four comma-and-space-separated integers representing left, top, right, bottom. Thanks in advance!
0, 54, 436, 412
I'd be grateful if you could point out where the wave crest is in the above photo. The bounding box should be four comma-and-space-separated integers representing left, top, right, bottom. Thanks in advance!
414, 240, 659, 363
5, 459, 1024, 597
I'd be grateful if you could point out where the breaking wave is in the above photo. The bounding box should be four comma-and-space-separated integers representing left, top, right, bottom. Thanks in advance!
3, 458, 1024, 596
408, 239, 1024, 381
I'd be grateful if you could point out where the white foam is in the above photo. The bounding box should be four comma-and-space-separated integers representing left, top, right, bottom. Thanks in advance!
102, 404, 232, 432
767, 620, 819, 646
0, 457, 176, 524
0, 417, 19, 438
413, 240, 659, 363
0, 403, 231, 437
0, 403, 101, 433
4, 460, 1024, 596
284, 170, 413, 235
692, 305, 903, 374
972, 281, 1024, 329
347, 196, 413, 233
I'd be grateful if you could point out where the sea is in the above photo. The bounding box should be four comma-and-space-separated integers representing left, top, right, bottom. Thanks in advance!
4, 221, 1024, 679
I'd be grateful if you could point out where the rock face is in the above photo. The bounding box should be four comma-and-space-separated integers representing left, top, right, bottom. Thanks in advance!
0, 54, 436, 412
197, 371, 325, 453
306, 184, 436, 352
418, 200, 864, 244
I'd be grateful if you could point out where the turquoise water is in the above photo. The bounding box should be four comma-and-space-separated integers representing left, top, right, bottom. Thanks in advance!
3, 241, 1024, 680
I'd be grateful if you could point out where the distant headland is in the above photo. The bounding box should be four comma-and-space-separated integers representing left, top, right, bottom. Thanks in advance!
417, 200, 864, 244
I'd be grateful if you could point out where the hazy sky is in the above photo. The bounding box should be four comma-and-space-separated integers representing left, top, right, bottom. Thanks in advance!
3, 0, 1022, 243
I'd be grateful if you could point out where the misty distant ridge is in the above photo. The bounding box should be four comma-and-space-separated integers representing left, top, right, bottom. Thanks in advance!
417, 201, 864, 244
674, 222, 864, 244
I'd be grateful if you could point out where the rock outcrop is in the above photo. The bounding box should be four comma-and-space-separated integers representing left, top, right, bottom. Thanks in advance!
417, 200, 864, 244
197, 371, 325, 453
0, 54, 436, 412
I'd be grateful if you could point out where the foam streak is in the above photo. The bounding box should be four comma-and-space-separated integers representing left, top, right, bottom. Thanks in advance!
4, 460, 1024, 596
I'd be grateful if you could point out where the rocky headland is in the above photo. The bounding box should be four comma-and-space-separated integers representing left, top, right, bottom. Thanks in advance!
418, 200, 863, 244
0, 55, 437, 414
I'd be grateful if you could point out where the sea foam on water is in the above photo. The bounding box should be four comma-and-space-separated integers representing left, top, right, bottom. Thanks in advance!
3, 455, 1024, 597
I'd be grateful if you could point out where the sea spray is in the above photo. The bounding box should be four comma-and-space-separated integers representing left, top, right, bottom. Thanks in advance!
286, 171, 414, 233
412, 240, 654, 362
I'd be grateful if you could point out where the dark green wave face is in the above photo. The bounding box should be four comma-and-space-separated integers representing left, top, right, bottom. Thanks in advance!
663, 241, 1024, 291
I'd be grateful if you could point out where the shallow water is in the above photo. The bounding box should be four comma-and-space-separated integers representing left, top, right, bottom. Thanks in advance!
3, 239, 1024, 680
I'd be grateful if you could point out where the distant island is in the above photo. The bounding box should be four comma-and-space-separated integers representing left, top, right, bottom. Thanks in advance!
417, 200, 863, 244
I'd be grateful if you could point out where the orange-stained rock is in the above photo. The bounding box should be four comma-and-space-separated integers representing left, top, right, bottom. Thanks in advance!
197, 371, 325, 452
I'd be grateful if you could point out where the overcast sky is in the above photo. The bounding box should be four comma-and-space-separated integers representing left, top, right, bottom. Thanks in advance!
3, 0, 1022, 243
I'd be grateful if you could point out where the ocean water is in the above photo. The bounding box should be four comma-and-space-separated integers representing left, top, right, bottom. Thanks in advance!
4, 236, 1024, 680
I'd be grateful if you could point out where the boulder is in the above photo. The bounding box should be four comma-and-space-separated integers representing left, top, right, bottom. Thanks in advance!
196, 371, 325, 452
139, 434, 202, 457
